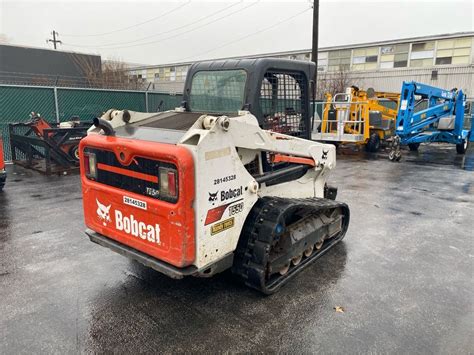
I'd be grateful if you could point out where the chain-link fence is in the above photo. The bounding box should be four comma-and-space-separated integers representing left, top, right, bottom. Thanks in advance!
0, 84, 183, 161
2, 83, 472, 161
0, 70, 148, 90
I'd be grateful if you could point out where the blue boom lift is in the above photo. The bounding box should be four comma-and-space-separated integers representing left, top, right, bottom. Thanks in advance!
389, 81, 472, 161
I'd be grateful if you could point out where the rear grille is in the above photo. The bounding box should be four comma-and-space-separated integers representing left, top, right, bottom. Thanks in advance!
84, 148, 178, 203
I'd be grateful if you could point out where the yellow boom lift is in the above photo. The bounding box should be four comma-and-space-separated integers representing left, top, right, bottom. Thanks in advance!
312, 86, 400, 152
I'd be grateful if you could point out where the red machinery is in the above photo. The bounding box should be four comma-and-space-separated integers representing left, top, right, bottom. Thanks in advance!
0, 136, 6, 191
27, 113, 81, 161
8, 113, 90, 174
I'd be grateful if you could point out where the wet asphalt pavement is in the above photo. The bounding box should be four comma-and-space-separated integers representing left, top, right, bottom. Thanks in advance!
0, 144, 473, 353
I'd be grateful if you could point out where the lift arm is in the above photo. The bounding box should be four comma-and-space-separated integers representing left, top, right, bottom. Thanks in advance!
356, 89, 400, 120
396, 81, 465, 138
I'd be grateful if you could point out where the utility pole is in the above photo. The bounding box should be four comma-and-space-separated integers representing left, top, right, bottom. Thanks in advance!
47, 30, 62, 49
311, 0, 319, 98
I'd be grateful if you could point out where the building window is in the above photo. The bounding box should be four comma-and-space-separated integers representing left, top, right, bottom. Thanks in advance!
170, 66, 176, 72
394, 54, 409, 67
380, 44, 409, 69
317, 51, 328, 71
435, 57, 452, 65
410, 58, 433, 67
410, 41, 435, 67
435, 38, 471, 66
318, 59, 328, 67
351, 47, 379, 71
154, 73, 160, 80
328, 49, 351, 71
412, 42, 434, 52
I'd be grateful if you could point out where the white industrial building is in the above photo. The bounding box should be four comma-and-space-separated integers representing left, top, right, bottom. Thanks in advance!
127, 32, 474, 96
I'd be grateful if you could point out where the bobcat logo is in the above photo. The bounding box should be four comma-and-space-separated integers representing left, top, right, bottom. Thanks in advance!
208, 192, 218, 203
322, 149, 329, 160
96, 199, 111, 226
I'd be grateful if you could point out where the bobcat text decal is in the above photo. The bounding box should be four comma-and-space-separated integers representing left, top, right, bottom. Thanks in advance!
220, 186, 243, 202
208, 186, 242, 206
96, 198, 160, 244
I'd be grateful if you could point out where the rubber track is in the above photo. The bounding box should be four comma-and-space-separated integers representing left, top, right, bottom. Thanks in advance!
232, 196, 350, 294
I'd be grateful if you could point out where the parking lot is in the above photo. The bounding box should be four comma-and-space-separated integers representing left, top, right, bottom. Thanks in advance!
0, 145, 473, 353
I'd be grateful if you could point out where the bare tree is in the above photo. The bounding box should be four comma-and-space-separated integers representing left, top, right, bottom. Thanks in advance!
101, 59, 142, 90
69, 52, 101, 87
69, 53, 142, 89
315, 66, 354, 99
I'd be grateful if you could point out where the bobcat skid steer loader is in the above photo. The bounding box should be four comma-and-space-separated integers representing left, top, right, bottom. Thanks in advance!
80, 59, 350, 294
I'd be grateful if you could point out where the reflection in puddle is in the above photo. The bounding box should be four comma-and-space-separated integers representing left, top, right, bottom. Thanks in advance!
336, 144, 474, 171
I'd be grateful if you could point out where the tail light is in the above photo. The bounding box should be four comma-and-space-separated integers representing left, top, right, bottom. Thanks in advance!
159, 167, 177, 198
83, 152, 97, 179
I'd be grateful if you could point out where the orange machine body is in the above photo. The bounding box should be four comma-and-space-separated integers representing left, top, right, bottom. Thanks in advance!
30, 117, 78, 156
0, 136, 6, 191
80, 134, 196, 267
0, 137, 4, 171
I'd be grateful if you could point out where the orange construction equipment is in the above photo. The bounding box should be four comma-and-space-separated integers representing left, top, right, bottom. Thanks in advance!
27, 113, 82, 161
0, 136, 6, 191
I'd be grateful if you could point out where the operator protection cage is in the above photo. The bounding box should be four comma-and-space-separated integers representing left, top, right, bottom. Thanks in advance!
181, 58, 316, 140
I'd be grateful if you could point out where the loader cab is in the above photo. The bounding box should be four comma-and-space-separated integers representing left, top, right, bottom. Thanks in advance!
181, 58, 315, 140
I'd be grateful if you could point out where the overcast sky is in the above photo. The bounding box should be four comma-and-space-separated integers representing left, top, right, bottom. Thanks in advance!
1, 0, 473, 66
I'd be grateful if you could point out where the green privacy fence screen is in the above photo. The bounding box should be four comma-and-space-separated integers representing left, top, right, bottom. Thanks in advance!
1, 84, 328, 161
57, 89, 147, 120
0, 84, 184, 160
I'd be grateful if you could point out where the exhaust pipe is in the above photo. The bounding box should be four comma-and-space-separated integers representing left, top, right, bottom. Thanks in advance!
93, 117, 115, 136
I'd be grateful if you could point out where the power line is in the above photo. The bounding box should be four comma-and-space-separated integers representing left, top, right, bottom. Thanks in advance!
46, 30, 62, 49
94, 1, 242, 48
64, 1, 242, 48
174, 6, 311, 63
62, 1, 260, 50
61, 1, 191, 37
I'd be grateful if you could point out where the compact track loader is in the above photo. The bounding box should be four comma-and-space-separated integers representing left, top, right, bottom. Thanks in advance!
80, 59, 350, 294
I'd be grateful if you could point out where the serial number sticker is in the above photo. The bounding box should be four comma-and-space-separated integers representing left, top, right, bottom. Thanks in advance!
211, 217, 235, 235
214, 174, 236, 185
123, 196, 147, 210
229, 202, 243, 216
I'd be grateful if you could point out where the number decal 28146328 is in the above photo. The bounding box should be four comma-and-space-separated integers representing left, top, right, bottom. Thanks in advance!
214, 174, 236, 185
